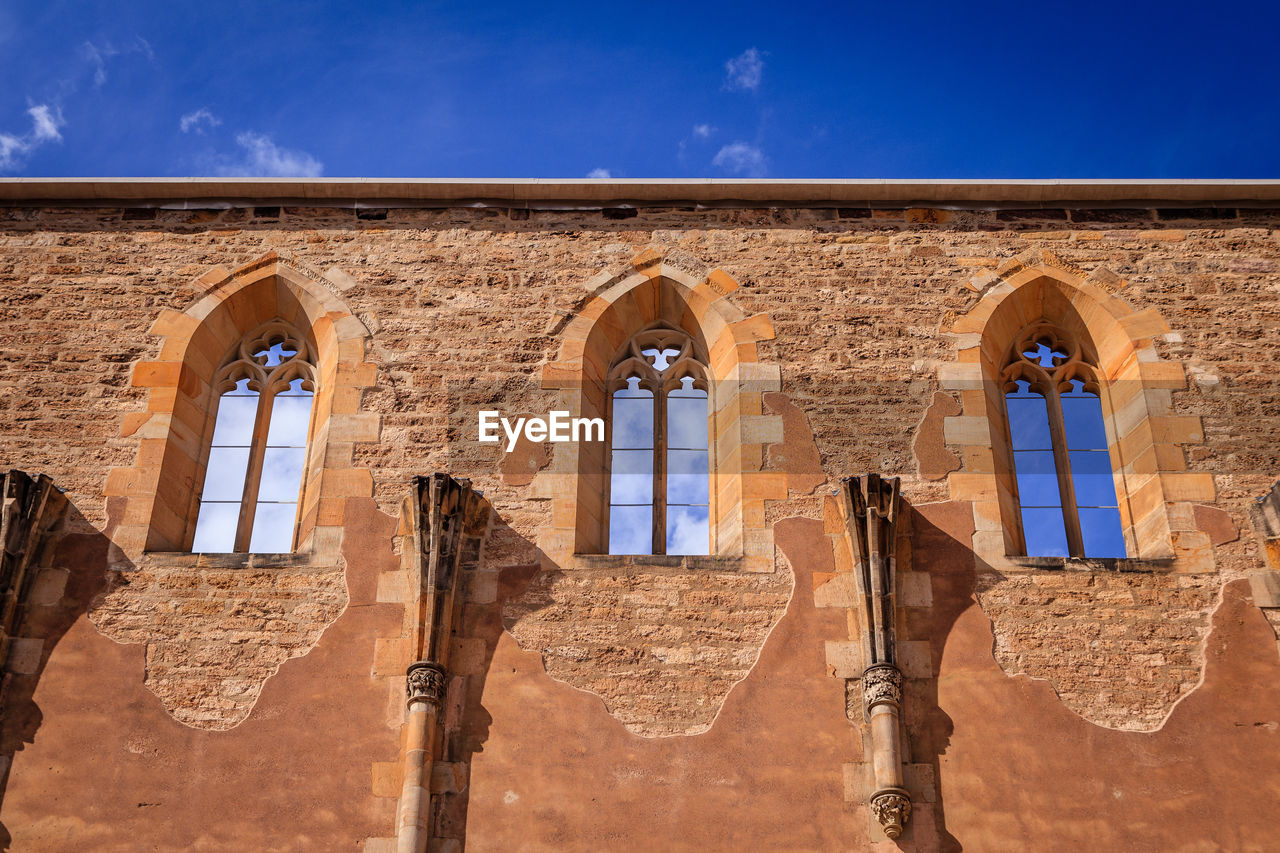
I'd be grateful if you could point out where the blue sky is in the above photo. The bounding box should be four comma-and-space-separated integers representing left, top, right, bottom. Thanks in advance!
1, 1, 1278, 178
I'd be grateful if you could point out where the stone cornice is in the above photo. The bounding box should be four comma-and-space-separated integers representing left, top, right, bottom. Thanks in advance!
2, 177, 1280, 208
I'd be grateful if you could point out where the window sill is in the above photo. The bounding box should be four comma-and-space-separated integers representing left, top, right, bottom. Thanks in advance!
1007, 556, 1175, 573
139, 550, 318, 569
569, 553, 746, 572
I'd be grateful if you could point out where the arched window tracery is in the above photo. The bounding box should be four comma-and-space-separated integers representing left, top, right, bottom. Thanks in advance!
191, 321, 316, 553
606, 325, 710, 555
1001, 321, 1125, 558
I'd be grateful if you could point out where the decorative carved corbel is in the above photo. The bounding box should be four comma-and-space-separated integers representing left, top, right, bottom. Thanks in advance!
0, 470, 66, 673
1251, 480, 1280, 571
397, 474, 490, 853
1249, 482, 1280, 637
405, 660, 446, 709
840, 474, 911, 841
870, 789, 913, 841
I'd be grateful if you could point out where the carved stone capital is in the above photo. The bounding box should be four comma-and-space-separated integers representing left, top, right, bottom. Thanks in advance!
870, 787, 912, 840
862, 663, 902, 713
406, 660, 446, 708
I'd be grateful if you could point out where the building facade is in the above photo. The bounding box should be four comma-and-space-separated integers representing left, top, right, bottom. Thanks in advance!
0, 179, 1278, 851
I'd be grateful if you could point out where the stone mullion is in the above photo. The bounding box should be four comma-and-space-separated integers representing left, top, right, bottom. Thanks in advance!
652, 378, 668, 555
233, 386, 276, 553
1044, 378, 1086, 557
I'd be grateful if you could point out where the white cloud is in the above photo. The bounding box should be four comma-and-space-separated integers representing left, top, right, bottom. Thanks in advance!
712, 142, 767, 177
215, 132, 323, 177
180, 108, 221, 134
724, 47, 764, 92
81, 42, 108, 87
81, 37, 154, 88
28, 105, 63, 142
692, 123, 714, 139
0, 104, 64, 173
666, 510, 710, 556
587, 168, 612, 179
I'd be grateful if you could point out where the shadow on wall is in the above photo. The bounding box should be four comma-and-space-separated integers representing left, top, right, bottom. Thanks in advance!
429, 512, 546, 847
0, 493, 126, 851
431, 504, 976, 851
900, 502, 976, 853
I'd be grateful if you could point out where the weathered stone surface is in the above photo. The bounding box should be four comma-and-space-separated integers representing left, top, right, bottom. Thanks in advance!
88, 558, 348, 729
501, 561, 792, 736
2, 201, 1280, 850
975, 571, 1220, 730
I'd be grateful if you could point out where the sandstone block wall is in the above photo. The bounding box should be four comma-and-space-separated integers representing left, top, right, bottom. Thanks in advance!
0, 199, 1278, 851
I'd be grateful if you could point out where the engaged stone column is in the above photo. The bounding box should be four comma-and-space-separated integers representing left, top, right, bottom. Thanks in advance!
399, 661, 446, 853
841, 474, 912, 841
863, 664, 910, 839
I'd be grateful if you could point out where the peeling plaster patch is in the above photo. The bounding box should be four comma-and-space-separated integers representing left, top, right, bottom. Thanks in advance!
975, 571, 1220, 731
913, 391, 962, 481
88, 559, 348, 730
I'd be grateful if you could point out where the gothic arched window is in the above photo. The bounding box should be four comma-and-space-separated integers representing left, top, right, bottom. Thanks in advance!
607, 326, 710, 555
191, 322, 316, 553
1002, 322, 1126, 558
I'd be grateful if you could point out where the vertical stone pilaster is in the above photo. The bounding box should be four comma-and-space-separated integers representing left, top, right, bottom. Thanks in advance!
840, 474, 911, 841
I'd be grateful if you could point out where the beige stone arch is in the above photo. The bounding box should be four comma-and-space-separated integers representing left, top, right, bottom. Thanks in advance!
536, 248, 781, 568
106, 251, 379, 560
941, 250, 1214, 571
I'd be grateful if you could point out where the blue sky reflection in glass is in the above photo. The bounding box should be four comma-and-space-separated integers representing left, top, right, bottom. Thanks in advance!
192, 377, 257, 552
1062, 379, 1124, 557
249, 376, 313, 552
609, 377, 655, 555
667, 376, 709, 555
1007, 378, 1069, 557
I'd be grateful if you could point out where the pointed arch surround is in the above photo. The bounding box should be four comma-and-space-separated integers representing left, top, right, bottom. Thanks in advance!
941, 252, 1215, 572
538, 249, 781, 568
105, 253, 379, 561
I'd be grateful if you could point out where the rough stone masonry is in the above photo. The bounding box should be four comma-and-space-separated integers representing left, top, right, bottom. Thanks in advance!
0, 180, 1277, 852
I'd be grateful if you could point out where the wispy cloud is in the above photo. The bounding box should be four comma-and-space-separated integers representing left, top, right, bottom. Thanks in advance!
724, 48, 764, 92
712, 141, 767, 177
180, 108, 221, 134
587, 167, 612, 178
214, 132, 323, 177
692, 123, 715, 139
0, 104, 64, 173
81, 37, 154, 88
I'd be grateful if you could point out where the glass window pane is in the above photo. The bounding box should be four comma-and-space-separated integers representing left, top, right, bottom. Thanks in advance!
609, 505, 653, 555
1079, 507, 1126, 558
201, 447, 251, 501
248, 502, 298, 553
1061, 390, 1108, 450
191, 501, 240, 552
667, 449, 709, 506
1021, 507, 1070, 557
210, 392, 259, 446
1013, 450, 1061, 508
257, 447, 307, 503
1006, 393, 1052, 450
668, 389, 708, 450
666, 505, 710, 556
612, 392, 654, 449
610, 449, 653, 505
1069, 450, 1118, 508
265, 394, 313, 446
